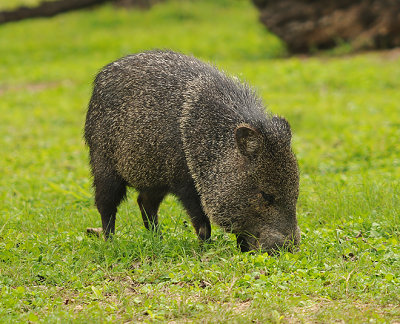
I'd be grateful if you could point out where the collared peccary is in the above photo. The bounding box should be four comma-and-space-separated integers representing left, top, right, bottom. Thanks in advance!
84, 50, 300, 253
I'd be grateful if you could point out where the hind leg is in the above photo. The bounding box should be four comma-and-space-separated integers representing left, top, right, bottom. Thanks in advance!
137, 189, 167, 231
93, 169, 127, 240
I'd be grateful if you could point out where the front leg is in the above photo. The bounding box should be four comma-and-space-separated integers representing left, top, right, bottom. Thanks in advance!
175, 184, 211, 241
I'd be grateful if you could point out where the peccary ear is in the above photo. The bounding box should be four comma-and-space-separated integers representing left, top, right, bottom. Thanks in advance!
235, 124, 263, 158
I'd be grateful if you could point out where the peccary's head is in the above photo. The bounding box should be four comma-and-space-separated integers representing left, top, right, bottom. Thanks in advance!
180, 69, 299, 254
212, 116, 300, 254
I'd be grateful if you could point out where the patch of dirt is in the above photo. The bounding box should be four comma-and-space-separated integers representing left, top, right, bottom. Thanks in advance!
285, 297, 400, 323
0, 80, 66, 96
230, 300, 252, 315
374, 47, 400, 61
86, 227, 103, 238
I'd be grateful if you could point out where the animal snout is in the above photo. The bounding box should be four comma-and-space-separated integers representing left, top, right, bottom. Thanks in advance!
238, 226, 301, 254
265, 226, 301, 254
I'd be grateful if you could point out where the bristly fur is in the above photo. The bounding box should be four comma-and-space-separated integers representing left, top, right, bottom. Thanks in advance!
84, 49, 300, 252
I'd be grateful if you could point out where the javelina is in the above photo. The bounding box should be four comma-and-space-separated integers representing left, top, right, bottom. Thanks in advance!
84, 50, 300, 253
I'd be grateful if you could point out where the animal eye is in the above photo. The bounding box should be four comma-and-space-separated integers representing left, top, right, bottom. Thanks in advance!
261, 192, 275, 205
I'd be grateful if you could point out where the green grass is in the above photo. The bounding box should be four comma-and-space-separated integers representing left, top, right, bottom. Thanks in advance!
1, 0, 399, 322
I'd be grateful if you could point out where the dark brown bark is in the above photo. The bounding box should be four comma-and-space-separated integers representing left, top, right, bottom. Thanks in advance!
252, 0, 400, 53
0, 0, 112, 24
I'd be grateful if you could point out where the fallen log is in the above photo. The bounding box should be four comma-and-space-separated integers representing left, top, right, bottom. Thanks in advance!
252, 0, 400, 53
0, 0, 111, 25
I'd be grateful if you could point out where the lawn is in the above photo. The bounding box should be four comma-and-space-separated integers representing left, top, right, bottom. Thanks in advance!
0, 0, 399, 322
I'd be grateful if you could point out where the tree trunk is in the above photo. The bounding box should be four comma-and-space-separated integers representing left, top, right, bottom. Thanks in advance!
252, 0, 400, 53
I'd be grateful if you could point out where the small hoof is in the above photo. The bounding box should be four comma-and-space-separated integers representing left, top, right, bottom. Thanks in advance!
197, 225, 211, 242
86, 227, 103, 238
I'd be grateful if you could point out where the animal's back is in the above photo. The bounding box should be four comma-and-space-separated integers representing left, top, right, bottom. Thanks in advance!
84, 50, 219, 190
